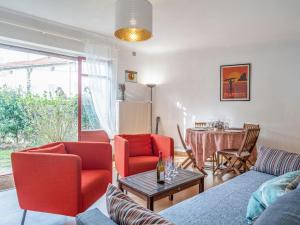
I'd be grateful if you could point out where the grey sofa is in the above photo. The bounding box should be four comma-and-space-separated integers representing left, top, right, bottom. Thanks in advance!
76, 170, 278, 225
160, 170, 274, 225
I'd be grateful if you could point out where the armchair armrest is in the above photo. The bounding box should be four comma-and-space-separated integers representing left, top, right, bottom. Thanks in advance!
64, 142, 112, 173
151, 134, 174, 159
114, 136, 130, 177
11, 152, 81, 216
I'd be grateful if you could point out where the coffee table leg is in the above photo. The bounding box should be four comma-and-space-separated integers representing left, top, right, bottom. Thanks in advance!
118, 182, 124, 192
147, 197, 154, 211
199, 179, 204, 193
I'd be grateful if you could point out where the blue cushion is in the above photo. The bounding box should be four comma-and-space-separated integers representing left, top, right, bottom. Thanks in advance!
76, 208, 117, 225
254, 188, 300, 225
246, 170, 300, 224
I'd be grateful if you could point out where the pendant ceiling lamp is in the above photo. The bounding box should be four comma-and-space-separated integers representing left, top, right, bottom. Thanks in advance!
115, 0, 153, 42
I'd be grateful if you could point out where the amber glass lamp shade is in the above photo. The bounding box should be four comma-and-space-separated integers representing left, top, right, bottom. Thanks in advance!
115, 0, 152, 42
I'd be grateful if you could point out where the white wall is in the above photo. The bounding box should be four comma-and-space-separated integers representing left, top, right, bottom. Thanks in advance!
137, 40, 300, 153
117, 50, 151, 102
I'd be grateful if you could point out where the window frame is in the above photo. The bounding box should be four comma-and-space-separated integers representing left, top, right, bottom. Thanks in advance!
77, 57, 112, 141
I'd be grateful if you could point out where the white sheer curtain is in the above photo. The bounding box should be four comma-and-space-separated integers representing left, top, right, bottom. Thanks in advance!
84, 41, 118, 137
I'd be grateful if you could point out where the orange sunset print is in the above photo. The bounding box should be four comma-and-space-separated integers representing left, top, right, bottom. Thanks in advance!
221, 64, 250, 101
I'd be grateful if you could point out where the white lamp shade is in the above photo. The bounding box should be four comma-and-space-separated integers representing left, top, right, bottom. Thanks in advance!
115, 0, 152, 42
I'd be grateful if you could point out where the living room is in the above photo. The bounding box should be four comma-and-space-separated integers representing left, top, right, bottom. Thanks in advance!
0, 1, 300, 225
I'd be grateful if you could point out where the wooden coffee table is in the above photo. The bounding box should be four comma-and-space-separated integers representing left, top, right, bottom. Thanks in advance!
118, 168, 204, 211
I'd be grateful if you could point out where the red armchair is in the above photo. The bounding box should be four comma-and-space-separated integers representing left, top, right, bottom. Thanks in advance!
115, 134, 174, 178
11, 142, 112, 225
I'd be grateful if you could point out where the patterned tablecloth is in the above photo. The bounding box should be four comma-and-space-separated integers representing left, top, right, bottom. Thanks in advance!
185, 128, 246, 168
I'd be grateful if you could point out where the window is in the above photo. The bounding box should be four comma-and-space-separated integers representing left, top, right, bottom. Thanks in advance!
0, 45, 78, 174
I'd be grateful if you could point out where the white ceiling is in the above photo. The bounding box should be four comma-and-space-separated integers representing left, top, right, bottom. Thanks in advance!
0, 0, 300, 53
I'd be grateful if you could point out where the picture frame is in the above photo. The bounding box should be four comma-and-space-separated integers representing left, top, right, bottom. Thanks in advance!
220, 63, 251, 101
125, 70, 137, 83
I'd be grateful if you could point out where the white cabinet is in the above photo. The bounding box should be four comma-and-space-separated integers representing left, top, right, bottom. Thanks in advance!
116, 101, 151, 134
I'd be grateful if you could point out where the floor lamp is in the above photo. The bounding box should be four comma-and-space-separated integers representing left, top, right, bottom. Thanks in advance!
147, 84, 156, 133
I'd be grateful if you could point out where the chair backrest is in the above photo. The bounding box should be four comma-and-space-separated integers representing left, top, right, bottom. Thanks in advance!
243, 123, 260, 129
118, 134, 153, 157
238, 127, 260, 156
195, 122, 207, 128
79, 130, 110, 143
176, 124, 188, 150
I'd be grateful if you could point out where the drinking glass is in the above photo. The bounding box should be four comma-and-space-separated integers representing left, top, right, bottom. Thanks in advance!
165, 160, 172, 181
173, 161, 179, 175
165, 157, 175, 181
224, 122, 229, 130
170, 161, 176, 178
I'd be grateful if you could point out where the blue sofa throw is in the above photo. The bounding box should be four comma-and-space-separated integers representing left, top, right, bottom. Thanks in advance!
246, 170, 300, 224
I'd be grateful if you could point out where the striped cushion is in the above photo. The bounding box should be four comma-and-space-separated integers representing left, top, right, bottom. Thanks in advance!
106, 184, 174, 225
252, 146, 300, 176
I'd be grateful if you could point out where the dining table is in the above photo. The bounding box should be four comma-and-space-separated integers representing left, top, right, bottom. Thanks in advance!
185, 128, 254, 169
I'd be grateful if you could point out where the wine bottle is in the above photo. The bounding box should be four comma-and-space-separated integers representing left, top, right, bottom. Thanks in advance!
157, 152, 165, 184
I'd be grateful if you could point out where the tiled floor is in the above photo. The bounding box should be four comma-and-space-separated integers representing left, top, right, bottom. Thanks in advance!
0, 157, 236, 225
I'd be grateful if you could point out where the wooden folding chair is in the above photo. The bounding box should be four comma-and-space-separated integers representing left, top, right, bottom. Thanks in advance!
243, 123, 260, 166
244, 123, 260, 129
177, 124, 207, 176
195, 122, 207, 128
215, 127, 260, 176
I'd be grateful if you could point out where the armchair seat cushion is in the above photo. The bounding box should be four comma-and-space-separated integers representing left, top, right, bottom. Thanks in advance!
81, 170, 111, 211
128, 156, 159, 176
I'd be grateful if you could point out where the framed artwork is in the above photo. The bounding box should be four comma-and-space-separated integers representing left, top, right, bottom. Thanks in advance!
220, 63, 251, 101
125, 70, 137, 83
